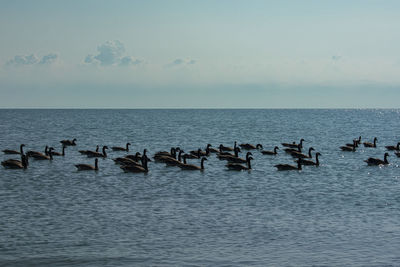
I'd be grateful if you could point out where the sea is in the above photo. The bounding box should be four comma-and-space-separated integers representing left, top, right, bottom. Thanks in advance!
1, 109, 400, 267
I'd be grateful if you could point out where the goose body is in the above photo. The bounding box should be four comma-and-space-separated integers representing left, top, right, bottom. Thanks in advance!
112, 142, 131, 152
226, 156, 253, 171
284, 145, 301, 154
121, 157, 148, 173
30, 148, 53, 160
275, 159, 302, 171
86, 146, 108, 158
2, 144, 25, 155
363, 137, 377, 148
1, 154, 28, 169
261, 146, 279, 155
364, 153, 389, 166
60, 138, 77, 146
291, 147, 314, 159
340, 140, 357, 152
239, 143, 263, 150
79, 145, 99, 155
113, 157, 142, 166
50, 145, 66, 156
385, 142, 400, 151
75, 158, 98, 171
219, 142, 236, 152
301, 153, 321, 166
179, 157, 207, 170
282, 139, 304, 149
226, 152, 252, 164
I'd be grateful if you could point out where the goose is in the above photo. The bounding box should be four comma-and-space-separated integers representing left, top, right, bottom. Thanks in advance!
282, 138, 304, 149
291, 147, 314, 159
394, 152, 400, 157
26, 146, 48, 157
50, 145, 66, 156
3, 144, 25, 155
120, 157, 148, 173
226, 152, 252, 164
340, 140, 357, 151
30, 148, 53, 160
79, 145, 99, 155
217, 147, 240, 160
301, 152, 321, 166
239, 143, 263, 150
220, 142, 236, 152
125, 152, 142, 162
275, 159, 302, 171
179, 156, 207, 170
165, 150, 185, 166
112, 142, 131, 152
155, 147, 180, 157
75, 158, 99, 171
60, 138, 77, 146
1, 154, 28, 169
154, 148, 177, 162
363, 137, 377, 148
284, 144, 301, 154
113, 157, 142, 167
206, 144, 219, 153
226, 156, 253, 171
364, 153, 389, 166
86, 146, 108, 158
355, 136, 362, 145
261, 146, 279, 155
385, 142, 400, 151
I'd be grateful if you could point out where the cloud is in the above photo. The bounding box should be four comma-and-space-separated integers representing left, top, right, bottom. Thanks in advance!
84, 40, 141, 67
39, 53, 58, 64
166, 58, 197, 68
6, 53, 58, 66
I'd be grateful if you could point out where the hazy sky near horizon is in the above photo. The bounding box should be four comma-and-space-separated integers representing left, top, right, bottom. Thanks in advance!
1, 0, 400, 108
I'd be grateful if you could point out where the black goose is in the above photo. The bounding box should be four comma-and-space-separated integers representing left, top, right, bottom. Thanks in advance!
1, 154, 28, 169
217, 147, 240, 160
86, 146, 108, 158
385, 142, 400, 151
79, 145, 99, 155
112, 142, 131, 152
26, 146, 49, 157
60, 138, 77, 146
301, 153, 321, 166
154, 148, 177, 162
125, 152, 142, 162
179, 156, 207, 170
284, 144, 301, 154
226, 156, 253, 171
75, 158, 99, 171
113, 157, 142, 167
226, 152, 252, 164
3, 144, 25, 155
121, 157, 148, 173
275, 159, 302, 171
364, 153, 389, 166
239, 143, 263, 150
206, 144, 219, 153
282, 138, 304, 149
340, 140, 357, 152
220, 141, 236, 152
50, 145, 66, 156
30, 148, 53, 160
165, 150, 185, 166
363, 137, 377, 148
261, 146, 279, 155
291, 147, 314, 159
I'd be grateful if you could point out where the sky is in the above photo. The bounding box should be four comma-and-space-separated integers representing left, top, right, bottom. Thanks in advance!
0, 0, 399, 108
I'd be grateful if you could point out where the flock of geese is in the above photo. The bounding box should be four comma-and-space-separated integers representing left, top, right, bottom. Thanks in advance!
1, 136, 399, 173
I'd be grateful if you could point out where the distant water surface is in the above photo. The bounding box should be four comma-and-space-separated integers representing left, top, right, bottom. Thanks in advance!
1, 109, 400, 266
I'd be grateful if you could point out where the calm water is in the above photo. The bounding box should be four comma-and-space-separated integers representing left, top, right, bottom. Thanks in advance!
1, 109, 400, 266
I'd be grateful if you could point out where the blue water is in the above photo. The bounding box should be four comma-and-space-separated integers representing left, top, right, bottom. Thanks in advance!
1, 109, 400, 266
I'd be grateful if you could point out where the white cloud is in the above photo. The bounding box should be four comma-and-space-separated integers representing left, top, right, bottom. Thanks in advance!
6, 53, 58, 66
84, 40, 142, 67
166, 58, 197, 67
